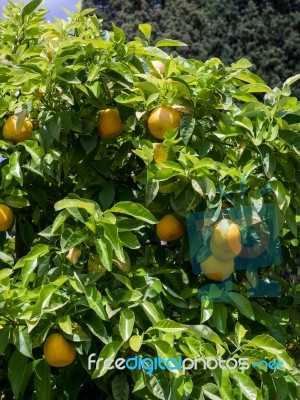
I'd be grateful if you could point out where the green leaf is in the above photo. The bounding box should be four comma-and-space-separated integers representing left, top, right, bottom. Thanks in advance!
145, 176, 159, 206
9, 152, 23, 184
13, 326, 32, 358
140, 300, 165, 324
0, 268, 13, 280
82, 313, 109, 344
0, 327, 10, 354
51, 209, 70, 234
147, 320, 187, 333
112, 23, 126, 44
211, 303, 227, 334
112, 374, 129, 400
285, 207, 297, 237
200, 298, 214, 323
60, 227, 89, 252
153, 168, 181, 181
34, 359, 51, 400
259, 144, 276, 178
139, 23, 151, 41
283, 74, 300, 87
202, 386, 222, 400
115, 93, 144, 106
99, 181, 115, 210
190, 158, 219, 171
112, 273, 132, 289
119, 231, 140, 249
95, 237, 113, 271
129, 335, 143, 352
229, 292, 254, 320
231, 58, 253, 69
144, 369, 170, 399
186, 324, 222, 344
31, 285, 58, 318
134, 46, 170, 60
119, 308, 135, 342
169, 374, 185, 400
109, 202, 157, 224
59, 73, 80, 85
101, 222, 124, 262
230, 371, 261, 400
233, 72, 265, 84
14, 243, 49, 269
269, 180, 286, 210
8, 350, 28, 399
246, 334, 286, 355
22, 0, 43, 16
4, 195, 29, 208
232, 92, 258, 102
80, 135, 97, 155
155, 39, 187, 47
219, 369, 235, 400
92, 341, 123, 378
58, 315, 73, 335
279, 130, 300, 155
54, 198, 95, 214
85, 287, 107, 320
235, 322, 247, 345
180, 115, 196, 145
240, 84, 272, 93
235, 115, 253, 133
39, 113, 62, 150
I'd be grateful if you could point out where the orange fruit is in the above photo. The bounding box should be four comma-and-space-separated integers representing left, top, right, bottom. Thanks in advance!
210, 218, 242, 261
148, 106, 181, 140
201, 255, 234, 281
3, 116, 33, 143
150, 61, 165, 76
88, 255, 106, 276
66, 248, 81, 265
44, 333, 76, 367
0, 204, 13, 231
156, 214, 184, 241
97, 108, 123, 139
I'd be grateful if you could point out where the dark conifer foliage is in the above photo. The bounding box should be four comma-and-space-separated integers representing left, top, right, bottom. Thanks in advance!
83, 0, 300, 96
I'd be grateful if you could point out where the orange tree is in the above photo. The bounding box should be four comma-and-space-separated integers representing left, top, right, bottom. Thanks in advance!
0, 1, 300, 399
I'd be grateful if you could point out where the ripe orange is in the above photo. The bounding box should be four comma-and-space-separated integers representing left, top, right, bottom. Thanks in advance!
88, 255, 106, 276
150, 61, 165, 76
66, 248, 81, 265
156, 214, 184, 241
201, 255, 234, 281
97, 108, 123, 139
210, 218, 242, 261
0, 204, 13, 231
3, 116, 33, 143
148, 106, 181, 140
44, 333, 76, 367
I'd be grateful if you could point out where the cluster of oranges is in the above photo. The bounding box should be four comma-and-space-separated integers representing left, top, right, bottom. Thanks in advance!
0, 56, 237, 368
201, 218, 242, 281
97, 104, 181, 141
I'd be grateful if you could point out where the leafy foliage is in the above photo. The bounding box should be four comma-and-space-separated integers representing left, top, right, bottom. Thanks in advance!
0, 1, 300, 399
83, 0, 300, 98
